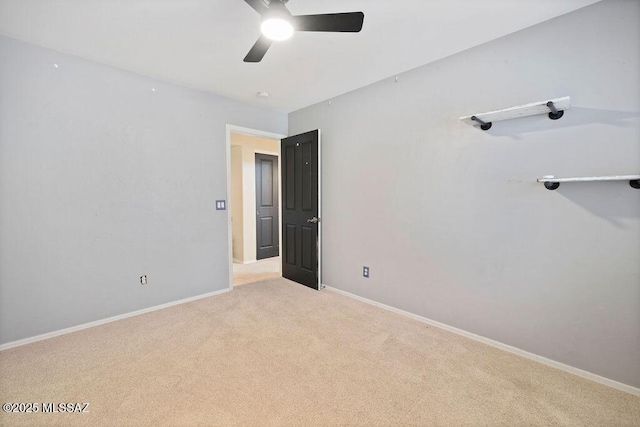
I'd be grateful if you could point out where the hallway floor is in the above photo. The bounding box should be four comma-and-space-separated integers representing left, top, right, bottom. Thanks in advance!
232, 256, 281, 286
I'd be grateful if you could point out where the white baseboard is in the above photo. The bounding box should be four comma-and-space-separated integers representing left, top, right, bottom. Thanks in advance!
324, 285, 639, 397
0, 288, 230, 351
233, 259, 257, 265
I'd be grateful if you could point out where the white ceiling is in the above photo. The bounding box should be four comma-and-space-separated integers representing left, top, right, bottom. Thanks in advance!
0, 0, 600, 112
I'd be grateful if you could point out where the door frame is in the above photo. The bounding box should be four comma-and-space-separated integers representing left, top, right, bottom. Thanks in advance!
225, 125, 287, 290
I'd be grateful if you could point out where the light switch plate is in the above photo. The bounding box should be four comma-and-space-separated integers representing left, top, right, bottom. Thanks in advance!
216, 200, 226, 210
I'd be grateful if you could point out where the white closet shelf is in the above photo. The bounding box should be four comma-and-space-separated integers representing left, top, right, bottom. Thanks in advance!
460, 96, 570, 130
537, 174, 640, 190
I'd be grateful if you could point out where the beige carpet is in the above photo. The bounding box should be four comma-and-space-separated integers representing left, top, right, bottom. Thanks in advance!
233, 257, 281, 286
1, 278, 638, 426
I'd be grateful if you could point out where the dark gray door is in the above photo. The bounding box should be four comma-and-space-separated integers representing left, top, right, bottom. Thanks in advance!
281, 130, 319, 289
256, 153, 279, 260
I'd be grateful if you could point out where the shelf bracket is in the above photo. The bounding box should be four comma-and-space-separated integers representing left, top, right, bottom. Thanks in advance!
546, 101, 564, 120
630, 179, 640, 189
544, 182, 560, 191
471, 115, 492, 131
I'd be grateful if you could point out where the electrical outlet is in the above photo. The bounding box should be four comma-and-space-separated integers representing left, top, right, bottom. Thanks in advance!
140, 275, 147, 285
363, 266, 370, 278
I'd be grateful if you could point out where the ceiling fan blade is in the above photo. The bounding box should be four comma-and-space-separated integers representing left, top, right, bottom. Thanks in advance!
244, 0, 269, 15
293, 12, 364, 32
244, 35, 273, 62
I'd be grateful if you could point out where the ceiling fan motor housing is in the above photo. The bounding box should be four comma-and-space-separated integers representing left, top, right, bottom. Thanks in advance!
263, 0, 291, 20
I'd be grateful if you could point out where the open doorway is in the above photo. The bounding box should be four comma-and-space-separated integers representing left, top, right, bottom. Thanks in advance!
226, 126, 286, 288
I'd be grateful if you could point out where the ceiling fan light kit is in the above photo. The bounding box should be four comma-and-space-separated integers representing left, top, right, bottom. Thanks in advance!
243, 0, 365, 62
260, 0, 293, 41
261, 18, 294, 41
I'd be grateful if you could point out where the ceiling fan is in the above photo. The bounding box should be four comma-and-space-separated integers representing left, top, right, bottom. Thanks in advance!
242, 0, 365, 63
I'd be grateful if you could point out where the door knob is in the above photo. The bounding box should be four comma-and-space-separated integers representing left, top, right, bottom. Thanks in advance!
307, 217, 319, 224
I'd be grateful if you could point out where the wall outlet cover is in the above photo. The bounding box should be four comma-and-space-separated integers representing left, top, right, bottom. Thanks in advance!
363, 266, 370, 278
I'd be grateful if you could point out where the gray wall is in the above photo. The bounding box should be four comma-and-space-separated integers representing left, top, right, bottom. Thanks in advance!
290, 0, 640, 388
0, 36, 287, 344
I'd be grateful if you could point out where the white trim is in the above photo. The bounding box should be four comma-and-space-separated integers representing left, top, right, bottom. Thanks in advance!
0, 288, 229, 351
324, 285, 640, 397
254, 148, 279, 156
225, 124, 287, 292
232, 258, 257, 265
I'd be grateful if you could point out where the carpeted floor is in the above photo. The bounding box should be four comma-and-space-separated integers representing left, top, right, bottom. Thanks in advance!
1, 278, 639, 426
233, 257, 281, 286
